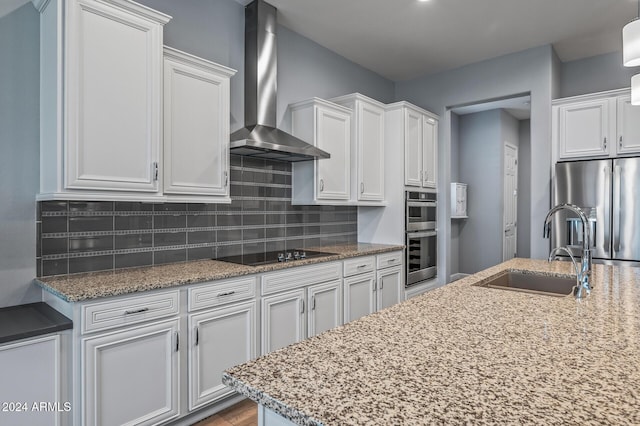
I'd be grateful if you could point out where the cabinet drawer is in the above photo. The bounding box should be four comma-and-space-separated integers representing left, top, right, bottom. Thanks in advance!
343, 256, 375, 277
82, 290, 179, 334
262, 262, 341, 296
188, 276, 257, 312
377, 251, 403, 269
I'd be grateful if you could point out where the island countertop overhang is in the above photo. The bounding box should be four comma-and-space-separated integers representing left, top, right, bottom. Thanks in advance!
223, 258, 640, 425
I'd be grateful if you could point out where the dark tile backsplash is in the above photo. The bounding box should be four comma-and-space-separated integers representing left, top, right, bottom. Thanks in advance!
36, 155, 358, 277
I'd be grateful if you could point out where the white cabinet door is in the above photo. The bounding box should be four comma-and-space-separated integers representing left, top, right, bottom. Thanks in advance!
558, 99, 611, 159
0, 335, 61, 426
189, 301, 256, 410
358, 101, 385, 201
422, 116, 438, 188
163, 48, 235, 198
82, 319, 179, 426
376, 266, 403, 311
307, 279, 342, 338
404, 109, 423, 187
616, 95, 640, 155
316, 106, 351, 200
65, 0, 165, 192
261, 289, 305, 355
343, 272, 377, 323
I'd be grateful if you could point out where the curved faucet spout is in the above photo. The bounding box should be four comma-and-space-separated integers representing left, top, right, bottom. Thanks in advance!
543, 203, 593, 298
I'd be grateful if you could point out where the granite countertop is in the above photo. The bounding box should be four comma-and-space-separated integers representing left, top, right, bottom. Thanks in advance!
35, 243, 403, 302
0, 302, 73, 344
223, 258, 640, 425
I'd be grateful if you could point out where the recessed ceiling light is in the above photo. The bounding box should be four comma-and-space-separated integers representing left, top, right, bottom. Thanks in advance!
418, 0, 431, 2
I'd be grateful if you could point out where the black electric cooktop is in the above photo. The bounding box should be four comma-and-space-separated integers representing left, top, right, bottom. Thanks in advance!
216, 250, 335, 266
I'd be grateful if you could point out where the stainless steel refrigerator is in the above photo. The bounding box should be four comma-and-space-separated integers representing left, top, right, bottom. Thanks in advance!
553, 158, 640, 264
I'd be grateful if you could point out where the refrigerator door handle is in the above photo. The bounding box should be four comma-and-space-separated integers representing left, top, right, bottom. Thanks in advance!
613, 165, 622, 254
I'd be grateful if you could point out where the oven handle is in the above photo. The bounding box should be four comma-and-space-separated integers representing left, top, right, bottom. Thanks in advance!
406, 230, 437, 238
407, 201, 437, 208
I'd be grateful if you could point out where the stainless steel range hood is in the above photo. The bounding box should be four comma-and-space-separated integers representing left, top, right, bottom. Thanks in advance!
230, 0, 330, 162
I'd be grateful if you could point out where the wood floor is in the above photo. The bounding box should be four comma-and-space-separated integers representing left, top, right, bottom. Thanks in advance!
194, 399, 257, 426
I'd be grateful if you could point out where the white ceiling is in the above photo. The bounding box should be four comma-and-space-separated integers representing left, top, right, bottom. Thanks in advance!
5, 0, 637, 81
236, 0, 638, 81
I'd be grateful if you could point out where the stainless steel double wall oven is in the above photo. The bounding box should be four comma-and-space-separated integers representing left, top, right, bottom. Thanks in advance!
405, 191, 437, 286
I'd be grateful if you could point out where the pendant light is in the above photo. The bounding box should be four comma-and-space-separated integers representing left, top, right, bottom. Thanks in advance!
623, 0, 640, 67
632, 74, 640, 105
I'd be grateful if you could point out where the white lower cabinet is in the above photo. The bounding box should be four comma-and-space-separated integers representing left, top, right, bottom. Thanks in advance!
261, 279, 343, 355
261, 289, 306, 354
188, 301, 256, 410
0, 335, 63, 426
260, 262, 343, 355
377, 266, 403, 311
307, 280, 342, 338
343, 272, 377, 323
82, 318, 180, 426
344, 252, 404, 322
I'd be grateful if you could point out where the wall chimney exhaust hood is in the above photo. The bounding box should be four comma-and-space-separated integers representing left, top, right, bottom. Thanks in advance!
229, 0, 330, 162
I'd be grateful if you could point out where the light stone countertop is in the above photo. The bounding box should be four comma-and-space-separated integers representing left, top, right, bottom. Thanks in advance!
35, 243, 403, 302
223, 258, 640, 425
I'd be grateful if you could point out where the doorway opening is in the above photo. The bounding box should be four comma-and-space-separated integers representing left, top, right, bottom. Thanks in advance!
448, 94, 531, 276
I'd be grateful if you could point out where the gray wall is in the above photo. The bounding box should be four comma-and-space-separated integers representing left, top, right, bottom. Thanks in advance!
396, 45, 555, 280
559, 51, 640, 99
0, 4, 40, 308
136, 0, 395, 132
456, 110, 521, 274
517, 119, 531, 258
458, 110, 503, 274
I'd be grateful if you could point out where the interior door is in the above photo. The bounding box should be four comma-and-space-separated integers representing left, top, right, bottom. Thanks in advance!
503, 143, 518, 261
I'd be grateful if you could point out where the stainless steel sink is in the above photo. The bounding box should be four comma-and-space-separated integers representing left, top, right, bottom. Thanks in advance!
473, 271, 576, 297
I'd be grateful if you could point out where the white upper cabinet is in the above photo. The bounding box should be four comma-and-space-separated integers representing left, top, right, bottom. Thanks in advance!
36, 0, 171, 200
553, 88, 640, 161
422, 115, 438, 188
290, 98, 352, 204
616, 94, 640, 155
556, 98, 611, 159
163, 47, 236, 202
331, 94, 386, 203
387, 102, 439, 189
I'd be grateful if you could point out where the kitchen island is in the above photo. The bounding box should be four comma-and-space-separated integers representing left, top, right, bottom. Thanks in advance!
223, 258, 640, 425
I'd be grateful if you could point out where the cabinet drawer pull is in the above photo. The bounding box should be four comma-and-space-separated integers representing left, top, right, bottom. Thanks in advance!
320, 179, 324, 192
217, 291, 236, 297
176, 331, 180, 352
224, 171, 229, 187
195, 327, 199, 346
361, 182, 364, 193
124, 307, 149, 315
387, 259, 396, 264
603, 137, 607, 150
300, 299, 305, 314
380, 278, 384, 290
620, 136, 623, 149
153, 162, 159, 181
357, 264, 368, 269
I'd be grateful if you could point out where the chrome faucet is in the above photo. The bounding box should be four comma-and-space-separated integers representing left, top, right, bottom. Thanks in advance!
547, 246, 588, 298
543, 204, 592, 298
